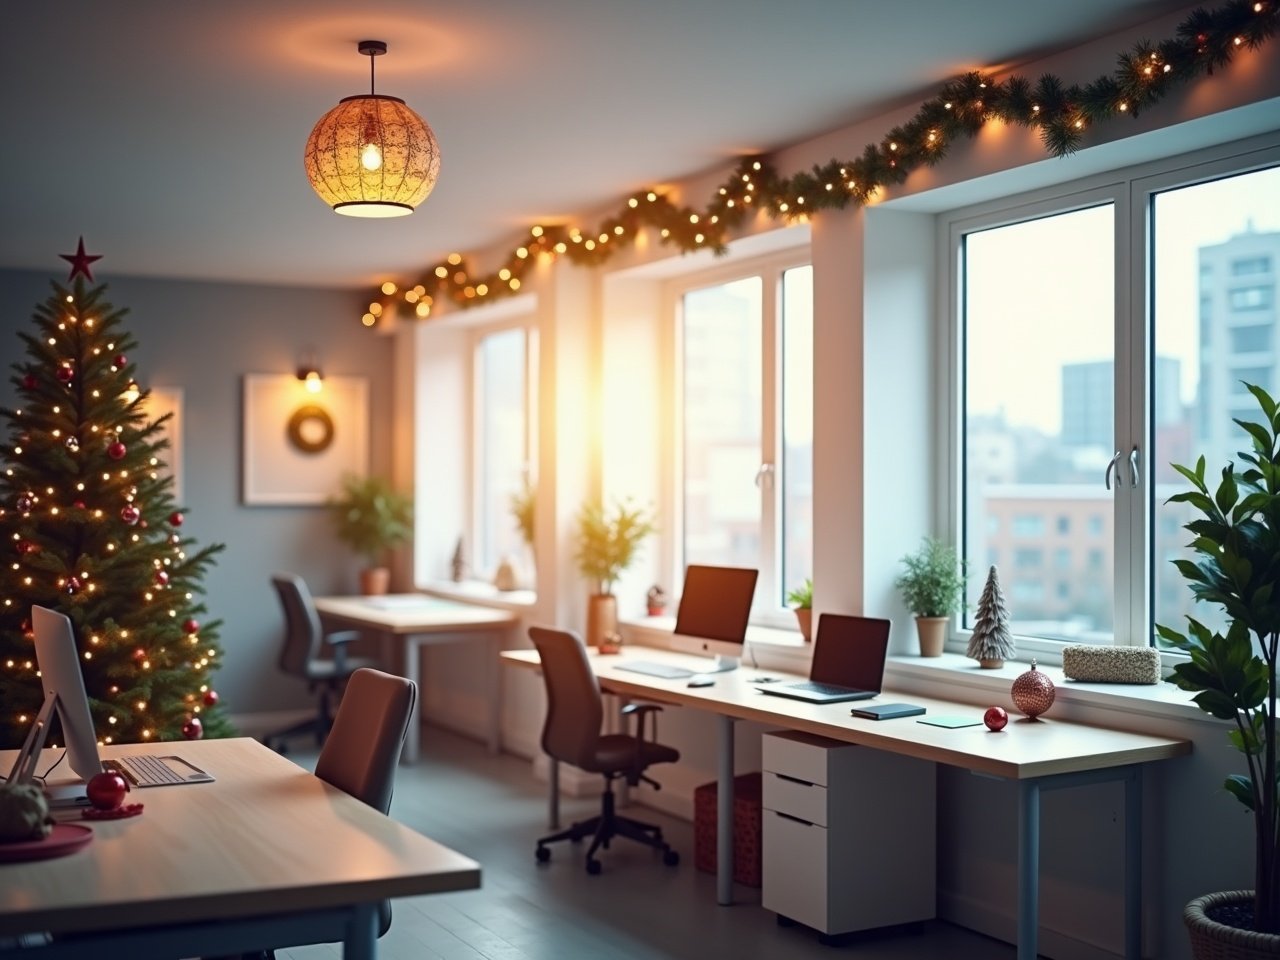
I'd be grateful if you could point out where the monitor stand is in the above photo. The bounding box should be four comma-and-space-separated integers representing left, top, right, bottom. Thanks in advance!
7, 690, 91, 808
698, 654, 740, 675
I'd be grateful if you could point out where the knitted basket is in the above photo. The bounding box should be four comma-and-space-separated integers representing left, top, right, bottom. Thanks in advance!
1061, 645, 1160, 684
1186, 891, 1280, 959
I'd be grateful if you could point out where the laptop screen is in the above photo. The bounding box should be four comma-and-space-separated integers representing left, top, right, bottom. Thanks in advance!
809, 614, 891, 691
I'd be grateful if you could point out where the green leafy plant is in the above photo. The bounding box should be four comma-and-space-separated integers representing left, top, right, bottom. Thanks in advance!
786, 578, 813, 609
327, 474, 414, 564
895, 537, 965, 618
1157, 383, 1280, 933
574, 499, 656, 596
510, 479, 535, 547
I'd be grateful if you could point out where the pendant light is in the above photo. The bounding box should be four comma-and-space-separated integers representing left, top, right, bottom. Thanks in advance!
304, 40, 441, 217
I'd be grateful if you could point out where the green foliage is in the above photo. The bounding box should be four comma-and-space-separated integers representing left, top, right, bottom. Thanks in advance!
510, 478, 535, 547
786, 578, 813, 609
0, 277, 231, 747
574, 499, 655, 596
327, 474, 413, 563
1159, 383, 1280, 930
895, 537, 965, 618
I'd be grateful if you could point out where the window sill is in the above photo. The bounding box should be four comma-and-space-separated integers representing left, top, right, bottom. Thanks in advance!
619, 616, 813, 672
418, 579, 536, 612
885, 651, 1222, 727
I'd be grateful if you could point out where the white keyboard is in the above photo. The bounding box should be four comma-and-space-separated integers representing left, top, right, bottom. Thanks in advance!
105, 754, 213, 787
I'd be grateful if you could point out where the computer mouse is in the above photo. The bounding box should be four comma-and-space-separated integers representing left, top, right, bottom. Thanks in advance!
686, 677, 716, 688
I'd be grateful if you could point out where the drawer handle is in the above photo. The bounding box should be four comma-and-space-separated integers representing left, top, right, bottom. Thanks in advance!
774, 811, 815, 827
774, 773, 815, 787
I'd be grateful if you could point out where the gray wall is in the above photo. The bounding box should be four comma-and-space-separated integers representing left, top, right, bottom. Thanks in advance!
0, 268, 393, 716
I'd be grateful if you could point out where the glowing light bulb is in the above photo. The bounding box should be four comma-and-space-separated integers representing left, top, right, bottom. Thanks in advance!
360, 141, 383, 171
304, 371, 322, 394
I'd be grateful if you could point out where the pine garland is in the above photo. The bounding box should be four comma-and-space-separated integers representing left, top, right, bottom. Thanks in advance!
363, 0, 1278, 323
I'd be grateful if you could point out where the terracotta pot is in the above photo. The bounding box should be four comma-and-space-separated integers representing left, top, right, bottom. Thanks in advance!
586, 594, 618, 651
915, 616, 948, 657
794, 608, 813, 642
1186, 890, 1280, 959
359, 566, 391, 596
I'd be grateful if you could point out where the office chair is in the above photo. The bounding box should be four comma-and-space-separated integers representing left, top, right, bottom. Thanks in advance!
529, 625, 681, 875
264, 573, 380, 752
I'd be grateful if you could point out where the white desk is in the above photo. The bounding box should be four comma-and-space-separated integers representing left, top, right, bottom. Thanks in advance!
0, 738, 480, 959
502, 644, 1191, 960
314, 594, 518, 762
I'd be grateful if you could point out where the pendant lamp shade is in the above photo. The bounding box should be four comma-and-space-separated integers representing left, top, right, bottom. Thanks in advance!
304, 41, 441, 217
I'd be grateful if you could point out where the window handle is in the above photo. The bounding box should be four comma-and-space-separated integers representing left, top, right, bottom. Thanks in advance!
755, 463, 775, 489
1128, 446, 1141, 488
1104, 450, 1122, 491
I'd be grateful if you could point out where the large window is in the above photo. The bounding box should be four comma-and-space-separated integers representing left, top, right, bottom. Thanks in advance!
949, 140, 1280, 653
676, 258, 812, 620
475, 326, 535, 577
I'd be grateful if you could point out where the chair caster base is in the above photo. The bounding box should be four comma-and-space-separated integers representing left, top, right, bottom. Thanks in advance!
586, 858, 602, 875
662, 849, 679, 866
535, 846, 551, 863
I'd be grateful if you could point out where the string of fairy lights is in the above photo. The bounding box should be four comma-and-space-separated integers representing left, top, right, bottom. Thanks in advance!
3, 282, 220, 744
358, 0, 1277, 327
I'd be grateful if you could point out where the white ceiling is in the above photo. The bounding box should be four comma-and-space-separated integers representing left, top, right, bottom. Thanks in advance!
0, 0, 1193, 290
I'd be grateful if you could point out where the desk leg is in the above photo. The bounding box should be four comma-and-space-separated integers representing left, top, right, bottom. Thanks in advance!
343, 901, 378, 960
487, 634, 502, 755
1124, 766, 1142, 960
1017, 779, 1040, 960
717, 714, 736, 906
403, 640, 421, 764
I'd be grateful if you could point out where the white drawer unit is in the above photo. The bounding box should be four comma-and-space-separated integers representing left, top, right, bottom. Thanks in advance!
761, 728, 936, 938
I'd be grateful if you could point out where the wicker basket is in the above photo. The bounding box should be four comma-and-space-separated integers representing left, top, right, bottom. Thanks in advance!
1186, 891, 1280, 959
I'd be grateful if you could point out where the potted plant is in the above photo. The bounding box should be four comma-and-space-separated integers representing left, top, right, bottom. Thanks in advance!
895, 537, 965, 657
503, 478, 536, 590
1157, 384, 1280, 955
327, 473, 413, 595
574, 498, 655, 651
786, 578, 814, 642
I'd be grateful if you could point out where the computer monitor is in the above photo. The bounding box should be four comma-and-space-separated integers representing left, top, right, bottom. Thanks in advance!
7, 606, 103, 803
671, 565, 759, 672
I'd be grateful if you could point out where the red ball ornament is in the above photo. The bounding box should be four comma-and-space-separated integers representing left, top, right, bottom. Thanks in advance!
169, 512, 184, 527
16, 495, 33, 513
203, 689, 219, 707
120, 505, 140, 525
133, 647, 146, 660
1011, 660, 1056, 720
182, 717, 204, 740
22, 372, 37, 390
183, 618, 200, 635
107, 441, 127, 460
114, 354, 128, 368
86, 771, 130, 810
983, 706, 1009, 732
66, 576, 82, 594
73, 500, 86, 510
56, 364, 74, 383
154, 570, 169, 586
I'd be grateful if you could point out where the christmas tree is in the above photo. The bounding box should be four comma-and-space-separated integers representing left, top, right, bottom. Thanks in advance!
0, 243, 231, 749
967, 565, 1015, 667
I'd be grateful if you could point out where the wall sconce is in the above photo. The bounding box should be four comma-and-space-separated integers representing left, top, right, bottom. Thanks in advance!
296, 364, 323, 394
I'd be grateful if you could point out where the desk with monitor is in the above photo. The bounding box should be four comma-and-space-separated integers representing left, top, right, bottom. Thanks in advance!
501, 642, 1191, 960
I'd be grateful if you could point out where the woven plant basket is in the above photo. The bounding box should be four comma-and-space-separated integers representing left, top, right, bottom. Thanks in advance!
1186, 891, 1280, 959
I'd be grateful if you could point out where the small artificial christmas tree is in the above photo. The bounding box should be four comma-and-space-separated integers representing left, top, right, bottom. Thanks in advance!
967, 565, 1015, 668
0, 243, 231, 748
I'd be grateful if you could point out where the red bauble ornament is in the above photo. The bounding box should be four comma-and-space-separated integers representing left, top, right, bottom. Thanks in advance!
107, 441, 127, 460
66, 576, 82, 594
16, 495, 33, 513
73, 500, 86, 510
55, 364, 74, 383
169, 512, 184, 527
86, 771, 130, 810
133, 647, 146, 660
203, 689, 219, 707
22, 372, 37, 390
183, 618, 200, 635
114, 354, 128, 368
182, 717, 204, 740
120, 505, 140, 525
983, 706, 1009, 732
154, 570, 169, 586
1011, 660, 1056, 720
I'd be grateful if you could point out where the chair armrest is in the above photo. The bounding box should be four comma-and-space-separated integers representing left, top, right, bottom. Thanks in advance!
324, 630, 360, 673
621, 702, 664, 742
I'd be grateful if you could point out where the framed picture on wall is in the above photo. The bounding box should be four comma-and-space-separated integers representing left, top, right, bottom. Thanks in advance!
141, 386, 184, 503
241, 374, 369, 505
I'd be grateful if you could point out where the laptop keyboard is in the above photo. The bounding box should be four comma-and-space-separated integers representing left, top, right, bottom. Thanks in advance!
106, 754, 185, 786
792, 681, 865, 696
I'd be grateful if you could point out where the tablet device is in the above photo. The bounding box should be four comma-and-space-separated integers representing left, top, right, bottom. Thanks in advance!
850, 703, 926, 720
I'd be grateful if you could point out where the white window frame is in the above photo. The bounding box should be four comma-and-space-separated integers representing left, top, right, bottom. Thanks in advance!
664, 248, 811, 628
939, 132, 1280, 663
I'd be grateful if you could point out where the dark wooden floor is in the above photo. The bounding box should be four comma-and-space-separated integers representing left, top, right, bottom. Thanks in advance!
282, 729, 1015, 960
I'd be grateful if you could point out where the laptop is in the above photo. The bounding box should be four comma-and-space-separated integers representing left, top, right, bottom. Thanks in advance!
758, 614, 890, 703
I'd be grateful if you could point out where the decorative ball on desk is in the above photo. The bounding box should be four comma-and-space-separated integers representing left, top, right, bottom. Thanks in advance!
182, 716, 204, 740
1011, 660, 1056, 720
86, 771, 130, 811
983, 706, 1009, 732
